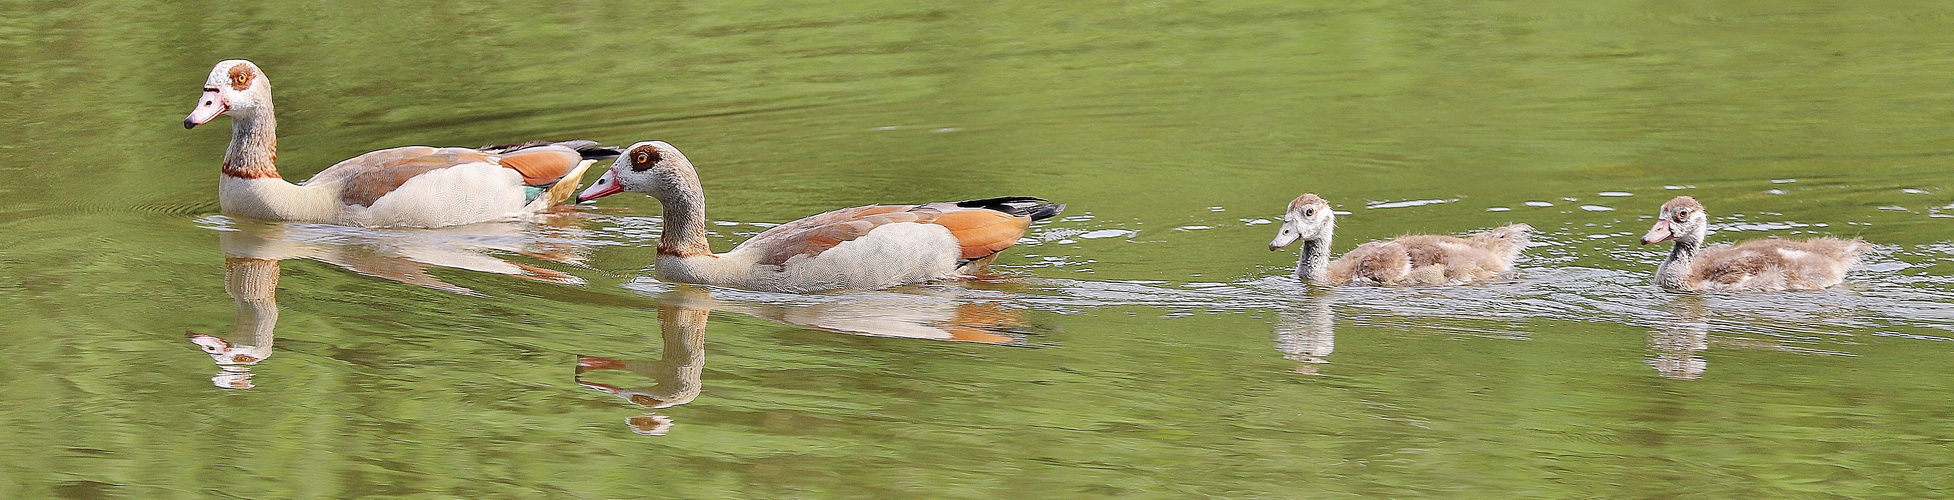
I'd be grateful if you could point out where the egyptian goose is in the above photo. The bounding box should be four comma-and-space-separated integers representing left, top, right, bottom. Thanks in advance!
1269, 193, 1531, 285
575, 141, 1065, 293
1639, 196, 1867, 292
183, 59, 618, 228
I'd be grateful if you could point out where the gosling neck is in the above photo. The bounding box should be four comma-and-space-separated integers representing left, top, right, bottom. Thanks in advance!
223, 104, 281, 180
1295, 228, 1334, 283
1655, 237, 1700, 291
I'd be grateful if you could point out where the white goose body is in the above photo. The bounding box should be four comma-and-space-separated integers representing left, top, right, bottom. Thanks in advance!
186, 59, 611, 228
216, 175, 342, 223
1269, 193, 1531, 286
657, 222, 963, 292
577, 141, 1063, 293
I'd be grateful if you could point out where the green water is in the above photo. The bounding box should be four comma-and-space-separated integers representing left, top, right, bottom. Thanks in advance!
5, 1, 1954, 497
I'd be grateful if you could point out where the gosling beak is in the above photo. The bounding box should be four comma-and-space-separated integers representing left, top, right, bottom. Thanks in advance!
576, 169, 623, 203
185, 90, 227, 129
1269, 221, 1301, 251
1640, 219, 1673, 245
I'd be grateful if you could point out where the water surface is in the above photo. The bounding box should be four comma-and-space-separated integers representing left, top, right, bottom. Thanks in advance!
4, 1, 1954, 497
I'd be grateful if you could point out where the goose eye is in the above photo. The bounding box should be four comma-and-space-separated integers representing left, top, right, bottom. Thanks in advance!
1303, 209, 1315, 217
629, 148, 662, 171
227, 65, 254, 90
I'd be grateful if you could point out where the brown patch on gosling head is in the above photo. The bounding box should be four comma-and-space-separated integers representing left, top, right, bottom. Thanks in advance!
1660, 195, 1704, 222
628, 144, 662, 172
1661, 196, 1703, 213
227, 63, 255, 91
1288, 193, 1329, 212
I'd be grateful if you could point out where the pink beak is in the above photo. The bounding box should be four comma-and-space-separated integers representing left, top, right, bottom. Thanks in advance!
186, 332, 232, 353
184, 90, 227, 129
578, 354, 626, 372
576, 169, 624, 203
1640, 219, 1673, 245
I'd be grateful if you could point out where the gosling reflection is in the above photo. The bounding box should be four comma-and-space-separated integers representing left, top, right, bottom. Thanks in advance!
1647, 295, 1711, 380
1273, 291, 1335, 375
189, 216, 593, 388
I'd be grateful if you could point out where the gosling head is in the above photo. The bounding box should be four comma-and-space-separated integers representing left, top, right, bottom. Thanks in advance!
1472, 223, 1534, 254
1640, 196, 1707, 246
1270, 193, 1335, 251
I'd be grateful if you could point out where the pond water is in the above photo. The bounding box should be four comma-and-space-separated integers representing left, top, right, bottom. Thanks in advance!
5, 1, 1954, 497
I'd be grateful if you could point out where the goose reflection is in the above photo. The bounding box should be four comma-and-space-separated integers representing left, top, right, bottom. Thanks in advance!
187, 216, 592, 388
575, 293, 708, 436
581, 284, 1034, 435
1273, 290, 1336, 375
186, 257, 280, 389
199, 214, 590, 294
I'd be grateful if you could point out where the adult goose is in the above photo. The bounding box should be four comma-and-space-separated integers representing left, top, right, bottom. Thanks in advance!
184, 59, 617, 228
1269, 193, 1531, 285
1639, 196, 1867, 292
575, 141, 1064, 293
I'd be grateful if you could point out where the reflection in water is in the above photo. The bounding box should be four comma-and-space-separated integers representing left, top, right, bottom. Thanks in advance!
576, 298, 707, 436
1020, 255, 1954, 380
198, 214, 591, 295
186, 258, 280, 389
584, 284, 1036, 435
1273, 290, 1335, 376
625, 279, 1034, 345
1647, 295, 1710, 380
186, 217, 593, 388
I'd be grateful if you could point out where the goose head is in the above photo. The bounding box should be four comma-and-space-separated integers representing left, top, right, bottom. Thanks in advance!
576, 141, 696, 203
186, 332, 269, 366
1270, 193, 1334, 251
185, 59, 271, 129
1640, 196, 1707, 246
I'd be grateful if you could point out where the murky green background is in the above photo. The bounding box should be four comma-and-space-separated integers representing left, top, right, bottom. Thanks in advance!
5, 1, 1954, 498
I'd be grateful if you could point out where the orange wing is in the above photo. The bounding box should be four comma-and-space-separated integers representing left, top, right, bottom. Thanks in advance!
931, 209, 1031, 259
495, 146, 584, 186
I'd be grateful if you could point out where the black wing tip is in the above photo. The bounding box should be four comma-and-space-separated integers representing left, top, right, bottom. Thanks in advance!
1027, 203, 1066, 221
957, 196, 1065, 221
563, 140, 624, 160
479, 140, 622, 160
